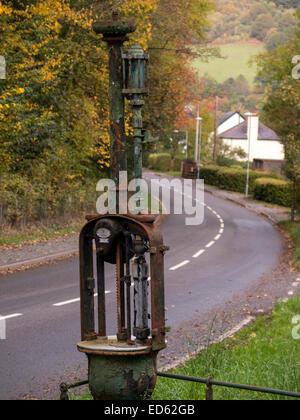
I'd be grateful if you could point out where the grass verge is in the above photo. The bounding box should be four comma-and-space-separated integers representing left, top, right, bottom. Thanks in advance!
0, 191, 163, 248
152, 296, 300, 400
280, 221, 300, 270
0, 217, 86, 248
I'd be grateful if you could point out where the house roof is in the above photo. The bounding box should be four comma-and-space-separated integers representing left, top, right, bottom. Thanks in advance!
219, 111, 245, 126
219, 121, 281, 141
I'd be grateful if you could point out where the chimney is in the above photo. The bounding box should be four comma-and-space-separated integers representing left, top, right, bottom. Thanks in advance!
245, 110, 259, 161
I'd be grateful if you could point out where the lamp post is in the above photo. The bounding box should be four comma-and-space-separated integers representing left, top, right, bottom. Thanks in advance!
194, 103, 201, 162
122, 43, 149, 211
245, 112, 252, 198
197, 117, 202, 179
93, 12, 136, 209
72, 14, 167, 401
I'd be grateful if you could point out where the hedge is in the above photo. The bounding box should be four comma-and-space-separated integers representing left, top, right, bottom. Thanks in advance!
148, 153, 171, 172
0, 174, 97, 226
254, 178, 300, 208
199, 165, 283, 195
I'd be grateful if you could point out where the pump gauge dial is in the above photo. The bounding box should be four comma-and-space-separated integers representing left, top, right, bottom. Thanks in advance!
96, 228, 111, 243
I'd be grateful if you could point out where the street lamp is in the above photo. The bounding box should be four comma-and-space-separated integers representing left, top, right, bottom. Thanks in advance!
122, 43, 149, 100
245, 112, 252, 198
196, 116, 202, 179
122, 44, 149, 211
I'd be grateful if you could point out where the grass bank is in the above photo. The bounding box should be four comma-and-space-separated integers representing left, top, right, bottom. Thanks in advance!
280, 221, 300, 270
0, 217, 85, 248
152, 295, 300, 400
0, 191, 162, 247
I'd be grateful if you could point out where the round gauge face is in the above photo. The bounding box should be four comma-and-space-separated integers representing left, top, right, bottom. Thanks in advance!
96, 228, 111, 240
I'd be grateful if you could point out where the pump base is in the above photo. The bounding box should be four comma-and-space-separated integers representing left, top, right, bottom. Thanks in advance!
78, 337, 158, 400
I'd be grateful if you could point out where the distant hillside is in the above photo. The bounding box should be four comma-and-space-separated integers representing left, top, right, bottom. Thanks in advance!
193, 41, 265, 86
206, 0, 297, 48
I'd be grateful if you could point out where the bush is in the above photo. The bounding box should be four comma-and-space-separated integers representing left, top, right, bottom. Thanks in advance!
200, 165, 283, 195
254, 178, 300, 208
148, 153, 171, 171
0, 174, 97, 226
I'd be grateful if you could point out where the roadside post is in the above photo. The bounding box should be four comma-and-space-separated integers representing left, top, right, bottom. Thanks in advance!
72, 12, 167, 401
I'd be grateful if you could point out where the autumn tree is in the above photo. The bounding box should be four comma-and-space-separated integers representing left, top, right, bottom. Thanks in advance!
256, 12, 300, 221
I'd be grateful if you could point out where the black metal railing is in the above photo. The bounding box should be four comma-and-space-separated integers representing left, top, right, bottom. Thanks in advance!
157, 372, 300, 400
60, 373, 300, 400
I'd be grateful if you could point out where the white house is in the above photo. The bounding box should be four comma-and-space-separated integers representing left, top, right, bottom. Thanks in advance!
218, 111, 245, 136
218, 111, 285, 172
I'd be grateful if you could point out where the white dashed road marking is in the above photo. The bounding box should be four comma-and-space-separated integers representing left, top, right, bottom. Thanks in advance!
149, 177, 226, 271
206, 241, 215, 249
193, 249, 205, 259
53, 291, 111, 307
1, 313, 23, 320
170, 261, 190, 271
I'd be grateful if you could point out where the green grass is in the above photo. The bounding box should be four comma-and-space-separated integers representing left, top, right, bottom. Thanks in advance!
280, 221, 300, 270
192, 42, 265, 86
153, 296, 300, 400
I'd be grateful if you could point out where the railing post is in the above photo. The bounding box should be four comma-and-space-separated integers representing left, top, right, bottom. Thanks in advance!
206, 377, 214, 401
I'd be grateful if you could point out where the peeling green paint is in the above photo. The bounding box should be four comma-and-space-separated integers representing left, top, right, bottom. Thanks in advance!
88, 352, 158, 400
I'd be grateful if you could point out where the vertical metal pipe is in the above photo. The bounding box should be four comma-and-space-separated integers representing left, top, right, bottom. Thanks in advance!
108, 41, 127, 188
96, 254, 106, 337
125, 234, 132, 341
79, 229, 96, 341
116, 241, 126, 341
94, 13, 136, 207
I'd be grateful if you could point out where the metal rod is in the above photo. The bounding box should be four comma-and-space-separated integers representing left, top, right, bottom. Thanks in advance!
157, 372, 300, 399
116, 241, 126, 340
206, 377, 213, 401
125, 233, 132, 341
96, 254, 106, 337
79, 231, 96, 341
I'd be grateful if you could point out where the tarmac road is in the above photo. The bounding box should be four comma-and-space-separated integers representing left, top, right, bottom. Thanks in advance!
0, 175, 282, 399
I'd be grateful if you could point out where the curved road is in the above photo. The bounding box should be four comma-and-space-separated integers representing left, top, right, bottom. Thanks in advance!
0, 175, 282, 399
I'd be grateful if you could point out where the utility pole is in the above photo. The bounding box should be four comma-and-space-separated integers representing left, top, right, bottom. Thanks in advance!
245, 112, 252, 198
197, 117, 202, 179
186, 130, 189, 159
213, 96, 218, 163
194, 103, 201, 162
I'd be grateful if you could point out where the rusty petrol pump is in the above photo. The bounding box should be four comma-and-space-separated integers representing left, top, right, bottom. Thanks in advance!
76, 13, 168, 400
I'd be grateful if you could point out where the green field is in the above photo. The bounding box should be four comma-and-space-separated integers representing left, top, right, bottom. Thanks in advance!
193, 42, 265, 86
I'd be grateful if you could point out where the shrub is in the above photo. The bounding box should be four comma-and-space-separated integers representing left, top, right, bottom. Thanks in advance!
253, 178, 298, 208
0, 174, 97, 226
199, 165, 283, 195
148, 153, 171, 172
